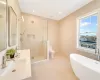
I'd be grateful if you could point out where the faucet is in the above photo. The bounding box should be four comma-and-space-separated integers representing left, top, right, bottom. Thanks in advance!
95, 48, 100, 61
14, 47, 20, 58
2, 56, 6, 69
97, 49, 100, 61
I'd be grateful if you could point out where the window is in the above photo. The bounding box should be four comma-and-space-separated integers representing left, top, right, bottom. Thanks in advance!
77, 12, 98, 53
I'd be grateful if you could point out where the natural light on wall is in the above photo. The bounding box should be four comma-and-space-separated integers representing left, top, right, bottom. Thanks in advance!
0, 1, 6, 5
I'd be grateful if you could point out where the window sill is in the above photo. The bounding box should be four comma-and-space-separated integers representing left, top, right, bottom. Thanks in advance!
77, 46, 95, 54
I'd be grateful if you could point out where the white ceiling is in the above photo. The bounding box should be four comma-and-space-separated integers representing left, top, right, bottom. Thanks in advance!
18, 0, 93, 20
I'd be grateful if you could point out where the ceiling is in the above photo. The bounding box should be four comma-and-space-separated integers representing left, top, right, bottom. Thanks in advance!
18, 0, 93, 20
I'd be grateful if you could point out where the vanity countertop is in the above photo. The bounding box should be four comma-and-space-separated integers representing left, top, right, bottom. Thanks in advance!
0, 49, 32, 80
17, 49, 32, 80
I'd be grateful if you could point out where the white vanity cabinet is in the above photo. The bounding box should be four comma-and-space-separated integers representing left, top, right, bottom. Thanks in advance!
17, 49, 32, 80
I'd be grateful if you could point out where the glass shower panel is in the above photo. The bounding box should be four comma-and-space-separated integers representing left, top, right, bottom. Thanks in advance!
20, 15, 48, 62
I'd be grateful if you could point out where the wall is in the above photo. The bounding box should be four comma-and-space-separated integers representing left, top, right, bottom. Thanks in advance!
59, 0, 100, 59
0, 0, 21, 65
20, 13, 59, 57
48, 19, 60, 54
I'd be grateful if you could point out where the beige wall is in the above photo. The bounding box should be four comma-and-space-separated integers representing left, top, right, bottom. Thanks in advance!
21, 13, 59, 57
59, 0, 100, 59
48, 20, 60, 54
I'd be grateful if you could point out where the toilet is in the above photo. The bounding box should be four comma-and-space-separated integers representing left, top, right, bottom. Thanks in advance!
49, 45, 55, 59
47, 41, 55, 59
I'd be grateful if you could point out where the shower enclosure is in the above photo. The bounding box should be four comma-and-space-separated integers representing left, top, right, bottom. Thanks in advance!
20, 14, 48, 63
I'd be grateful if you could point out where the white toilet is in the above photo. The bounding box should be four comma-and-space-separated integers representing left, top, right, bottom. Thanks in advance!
47, 41, 55, 59
49, 45, 55, 59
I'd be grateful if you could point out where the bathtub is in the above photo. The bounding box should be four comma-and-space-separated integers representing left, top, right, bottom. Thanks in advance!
70, 54, 100, 80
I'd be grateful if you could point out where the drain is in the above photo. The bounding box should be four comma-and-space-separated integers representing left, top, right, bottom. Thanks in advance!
12, 69, 16, 72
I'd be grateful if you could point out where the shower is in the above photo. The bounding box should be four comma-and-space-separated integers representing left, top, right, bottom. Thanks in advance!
20, 14, 48, 63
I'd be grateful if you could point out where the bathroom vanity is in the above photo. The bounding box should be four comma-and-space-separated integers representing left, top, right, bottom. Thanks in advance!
0, 49, 32, 80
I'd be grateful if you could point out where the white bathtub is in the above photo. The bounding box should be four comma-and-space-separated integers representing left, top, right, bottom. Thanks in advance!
70, 54, 100, 80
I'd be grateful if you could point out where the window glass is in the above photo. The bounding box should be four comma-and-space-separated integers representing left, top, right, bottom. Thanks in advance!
79, 14, 97, 49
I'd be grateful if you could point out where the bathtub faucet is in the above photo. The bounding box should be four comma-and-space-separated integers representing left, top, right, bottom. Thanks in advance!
95, 49, 100, 61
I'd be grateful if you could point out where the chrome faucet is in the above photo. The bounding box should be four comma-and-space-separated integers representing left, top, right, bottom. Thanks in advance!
97, 49, 100, 61
2, 56, 6, 69
14, 47, 20, 58
95, 48, 100, 61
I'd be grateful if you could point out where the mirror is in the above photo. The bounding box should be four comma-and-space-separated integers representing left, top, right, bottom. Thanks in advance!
0, 0, 7, 51
8, 6, 17, 46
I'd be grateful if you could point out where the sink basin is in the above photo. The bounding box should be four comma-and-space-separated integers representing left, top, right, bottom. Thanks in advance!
0, 59, 26, 80
0, 61, 14, 76
12, 59, 26, 79
0, 50, 32, 80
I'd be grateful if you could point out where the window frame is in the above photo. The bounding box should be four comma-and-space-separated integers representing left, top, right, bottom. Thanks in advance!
76, 10, 99, 54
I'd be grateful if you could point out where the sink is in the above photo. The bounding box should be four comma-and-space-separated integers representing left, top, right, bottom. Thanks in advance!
0, 59, 26, 80
0, 61, 14, 76
11, 59, 26, 79
0, 50, 31, 80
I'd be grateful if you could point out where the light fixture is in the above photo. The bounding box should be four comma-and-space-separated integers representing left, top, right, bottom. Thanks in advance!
58, 12, 62, 14
22, 16, 24, 22
0, 1, 6, 5
33, 10, 35, 12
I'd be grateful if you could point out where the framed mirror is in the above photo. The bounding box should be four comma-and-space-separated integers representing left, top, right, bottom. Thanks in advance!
8, 6, 17, 46
0, 0, 7, 51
